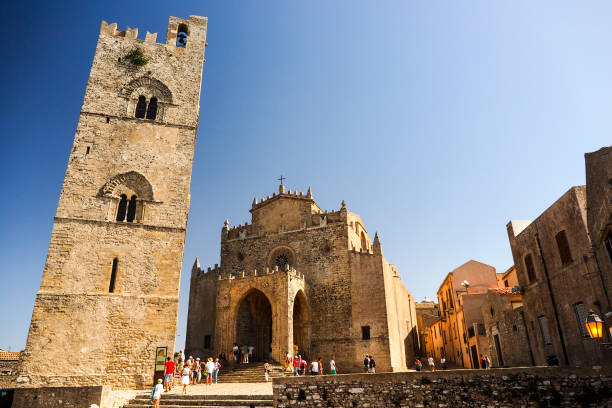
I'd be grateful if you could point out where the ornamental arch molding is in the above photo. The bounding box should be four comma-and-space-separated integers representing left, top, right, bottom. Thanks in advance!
268, 245, 296, 270
100, 171, 154, 201
120, 76, 174, 120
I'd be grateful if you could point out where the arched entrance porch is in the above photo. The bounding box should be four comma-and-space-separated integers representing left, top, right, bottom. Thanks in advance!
235, 289, 273, 362
292, 290, 311, 358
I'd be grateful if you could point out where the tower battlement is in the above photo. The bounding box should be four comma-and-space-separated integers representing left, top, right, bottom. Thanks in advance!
99, 15, 207, 47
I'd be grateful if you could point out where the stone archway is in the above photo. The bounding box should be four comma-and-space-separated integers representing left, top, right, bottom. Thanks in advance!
292, 290, 311, 358
235, 289, 273, 362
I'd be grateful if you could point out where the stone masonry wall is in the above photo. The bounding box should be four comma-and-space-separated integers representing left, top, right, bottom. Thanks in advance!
186, 191, 417, 372
19, 15, 207, 388
272, 367, 612, 408
507, 186, 609, 368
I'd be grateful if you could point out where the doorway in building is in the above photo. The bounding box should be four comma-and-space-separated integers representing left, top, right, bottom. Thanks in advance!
235, 289, 272, 362
494, 334, 504, 367
292, 290, 311, 358
470, 345, 479, 368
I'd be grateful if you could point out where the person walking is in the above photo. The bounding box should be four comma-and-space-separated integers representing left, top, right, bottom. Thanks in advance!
151, 378, 163, 408
163, 357, 175, 392
243, 344, 249, 364
414, 358, 422, 371
194, 358, 201, 384
441, 356, 447, 370
317, 357, 323, 375
248, 344, 255, 362
485, 355, 492, 369
264, 360, 271, 382
213, 358, 221, 384
369, 356, 376, 373
363, 354, 371, 373
204, 357, 215, 385
285, 351, 292, 371
181, 363, 190, 394
428, 356, 435, 371
310, 358, 319, 375
292, 355, 300, 376
232, 343, 239, 362
330, 356, 337, 374
479, 354, 486, 369
299, 356, 307, 376
179, 349, 185, 363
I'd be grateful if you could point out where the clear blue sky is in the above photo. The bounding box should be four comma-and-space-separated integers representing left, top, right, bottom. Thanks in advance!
1, 1, 610, 351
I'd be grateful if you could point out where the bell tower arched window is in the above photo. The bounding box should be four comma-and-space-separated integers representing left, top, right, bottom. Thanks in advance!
177, 24, 189, 47
116, 194, 128, 221
135, 96, 147, 118
126, 195, 137, 222
145, 97, 158, 120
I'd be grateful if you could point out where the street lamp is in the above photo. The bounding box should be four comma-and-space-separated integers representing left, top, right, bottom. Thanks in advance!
585, 310, 604, 341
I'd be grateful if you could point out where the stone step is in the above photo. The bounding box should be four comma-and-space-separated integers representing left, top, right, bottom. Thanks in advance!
126, 400, 273, 407
124, 401, 274, 408
124, 395, 273, 407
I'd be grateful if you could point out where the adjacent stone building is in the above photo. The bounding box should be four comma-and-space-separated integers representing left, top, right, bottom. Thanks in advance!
18, 16, 207, 387
186, 184, 418, 372
507, 184, 611, 367
585, 146, 612, 332
437, 260, 498, 368
415, 300, 440, 359
481, 267, 534, 368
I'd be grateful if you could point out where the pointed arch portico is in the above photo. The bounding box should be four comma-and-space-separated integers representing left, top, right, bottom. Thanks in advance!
214, 267, 307, 364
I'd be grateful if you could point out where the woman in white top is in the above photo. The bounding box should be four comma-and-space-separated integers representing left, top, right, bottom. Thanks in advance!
205, 357, 216, 385
151, 378, 163, 408
310, 359, 319, 375
181, 365, 190, 394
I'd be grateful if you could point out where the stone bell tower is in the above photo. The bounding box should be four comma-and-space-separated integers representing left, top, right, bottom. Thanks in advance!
18, 15, 207, 388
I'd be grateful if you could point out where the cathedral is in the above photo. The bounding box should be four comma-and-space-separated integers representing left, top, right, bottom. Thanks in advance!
186, 184, 418, 372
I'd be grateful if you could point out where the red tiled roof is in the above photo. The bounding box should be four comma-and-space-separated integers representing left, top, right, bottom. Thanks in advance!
0, 350, 21, 361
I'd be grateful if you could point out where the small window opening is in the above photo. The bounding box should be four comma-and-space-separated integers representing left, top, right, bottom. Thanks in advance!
146, 97, 158, 120
126, 195, 137, 222
116, 194, 128, 221
538, 315, 552, 345
604, 230, 612, 264
85, 146, 90, 155
177, 24, 189, 47
360, 231, 367, 251
106, 116, 110, 124
109, 258, 118, 293
512, 325, 518, 332
504, 279, 509, 287
524, 254, 536, 283
204, 335, 211, 349
361, 325, 371, 340
555, 230, 573, 265
573, 302, 590, 338
135, 96, 147, 118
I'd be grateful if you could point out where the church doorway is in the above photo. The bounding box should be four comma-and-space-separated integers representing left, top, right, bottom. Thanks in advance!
293, 290, 311, 358
235, 289, 272, 362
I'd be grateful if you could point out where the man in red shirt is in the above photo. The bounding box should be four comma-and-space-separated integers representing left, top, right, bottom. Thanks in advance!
164, 357, 175, 391
292, 355, 300, 376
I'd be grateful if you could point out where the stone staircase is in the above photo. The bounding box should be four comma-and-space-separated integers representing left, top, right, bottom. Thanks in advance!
218, 362, 292, 383
123, 394, 273, 408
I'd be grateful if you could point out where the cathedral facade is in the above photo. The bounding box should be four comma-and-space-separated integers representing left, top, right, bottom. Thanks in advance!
186, 184, 417, 372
